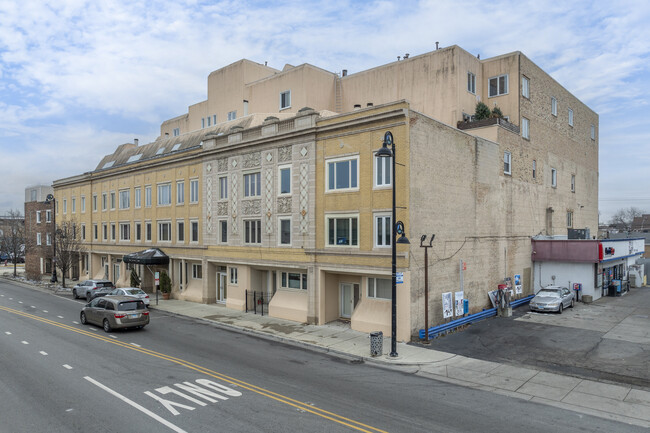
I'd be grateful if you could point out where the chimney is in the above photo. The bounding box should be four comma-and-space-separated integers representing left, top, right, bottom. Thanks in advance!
435, 41, 439, 50
404, 53, 409, 59
342, 69, 348, 77
477, 54, 480, 59
134, 138, 139, 146
265, 61, 267, 66
397, 56, 401, 61
366, 103, 373, 107
353, 104, 361, 110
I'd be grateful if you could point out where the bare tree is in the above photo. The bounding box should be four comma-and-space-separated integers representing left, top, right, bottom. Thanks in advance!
54, 219, 86, 288
0, 209, 26, 277
609, 207, 645, 231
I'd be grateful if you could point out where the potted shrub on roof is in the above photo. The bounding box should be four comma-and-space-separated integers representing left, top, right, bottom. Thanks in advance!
159, 271, 171, 300
474, 101, 491, 120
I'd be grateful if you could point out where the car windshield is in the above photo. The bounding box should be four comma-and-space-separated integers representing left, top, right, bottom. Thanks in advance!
538, 289, 561, 297
97, 282, 113, 287
118, 301, 145, 311
126, 289, 144, 295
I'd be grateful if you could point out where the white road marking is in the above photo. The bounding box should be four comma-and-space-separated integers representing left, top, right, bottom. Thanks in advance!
89, 327, 97, 331
130, 343, 141, 347
8, 297, 12, 300
0, 294, 4, 297
63, 364, 73, 370
40, 351, 48, 356
18, 301, 22, 304
72, 321, 79, 325
66, 409, 73, 412
84, 377, 188, 433
31, 306, 36, 308
43, 310, 48, 313
5, 332, 11, 335
21, 341, 29, 345
109, 335, 118, 339
57, 316, 64, 319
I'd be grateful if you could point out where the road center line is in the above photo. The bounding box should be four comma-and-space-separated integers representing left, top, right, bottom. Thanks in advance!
63, 364, 73, 370
57, 316, 64, 319
84, 376, 188, 433
40, 351, 48, 356
21, 341, 29, 345
4, 331, 11, 335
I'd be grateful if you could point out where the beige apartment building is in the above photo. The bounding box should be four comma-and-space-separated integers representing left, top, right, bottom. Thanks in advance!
52, 45, 598, 341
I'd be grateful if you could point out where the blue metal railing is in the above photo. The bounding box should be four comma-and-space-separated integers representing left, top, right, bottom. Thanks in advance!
418, 295, 534, 340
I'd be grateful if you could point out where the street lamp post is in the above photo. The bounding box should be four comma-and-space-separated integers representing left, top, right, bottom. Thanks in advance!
376, 131, 410, 357
45, 194, 57, 283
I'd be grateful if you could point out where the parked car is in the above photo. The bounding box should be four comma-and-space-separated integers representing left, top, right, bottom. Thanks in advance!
108, 287, 150, 306
72, 279, 116, 301
529, 286, 575, 313
80, 296, 149, 332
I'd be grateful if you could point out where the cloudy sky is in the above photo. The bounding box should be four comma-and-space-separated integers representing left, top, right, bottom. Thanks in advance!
1, 0, 649, 222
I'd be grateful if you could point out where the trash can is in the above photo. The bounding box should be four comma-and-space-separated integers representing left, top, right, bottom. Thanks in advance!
370, 331, 383, 357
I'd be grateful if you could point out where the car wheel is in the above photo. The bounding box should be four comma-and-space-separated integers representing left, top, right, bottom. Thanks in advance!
73, 289, 79, 299
571, 299, 575, 308
80, 312, 87, 325
558, 303, 563, 314
103, 319, 112, 333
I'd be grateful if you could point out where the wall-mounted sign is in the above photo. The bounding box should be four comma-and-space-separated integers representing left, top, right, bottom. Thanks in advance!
454, 291, 464, 316
396, 272, 404, 284
514, 274, 522, 294
442, 292, 453, 318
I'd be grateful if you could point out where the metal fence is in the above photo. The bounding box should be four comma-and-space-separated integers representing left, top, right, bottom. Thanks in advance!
245, 290, 272, 316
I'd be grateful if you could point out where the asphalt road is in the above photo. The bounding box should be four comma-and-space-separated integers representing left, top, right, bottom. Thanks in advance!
0, 279, 644, 433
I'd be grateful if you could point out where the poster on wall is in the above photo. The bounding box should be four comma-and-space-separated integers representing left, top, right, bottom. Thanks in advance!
442, 292, 453, 318
454, 291, 464, 316
514, 274, 522, 294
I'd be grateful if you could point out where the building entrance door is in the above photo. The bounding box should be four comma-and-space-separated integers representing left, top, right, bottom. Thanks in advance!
217, 272, 227, 303
340, 283, 353, 318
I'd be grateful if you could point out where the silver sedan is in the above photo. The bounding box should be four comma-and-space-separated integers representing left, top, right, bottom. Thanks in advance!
529, 286, 575, 313
108, 287, 150, 306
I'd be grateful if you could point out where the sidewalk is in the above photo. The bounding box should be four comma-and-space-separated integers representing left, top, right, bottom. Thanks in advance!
150, 298, 650, 428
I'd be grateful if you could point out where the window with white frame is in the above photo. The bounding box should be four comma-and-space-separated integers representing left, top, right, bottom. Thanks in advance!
279, 165, 291, 195
46, 210, 51, 223
173, 128, 180, 137
467, 72, 476, 94
504, 151, 512, 175
134, 187, 141, 208
571, 174, 575, 192
157, 183, 171, 205
145, 222, 152, 241
568, 108, 574, 126
279, 218, 291, 245
244, 172, 261, 197
81, 224, 85, 240
72, 197, 76, 213
201, 118, 205, 129
102, 223, 108, 241
219, 176, 228, 199
532, 160, 537, 179
244, 220, 261, 244
326, 156, 358, 191
591, 124, 595, 140
207, 116, 211, 127
280, 271, 307, 290
551, 97, 557, 116
488, 74, 508, 97
46, 232, 51, 246
327, 215, 358, 246
367, 277, 391, 300
114, 263, 120, 281
374, 152, 392, 187
522, 117, 530, 139
145, 186, 152, 207
102, 193, 107, 210
192, 264, 202, 279
280, 90, 291, 109
220, 220, 228, 243
190, 179, 199, 203
212, 115, 216, 125
63, 199, 67, 214
135, 223, 141, 241
227, 111, 236, 121
81, 196, 86, 213
177, 220, 185, 242
567, 211, 573, 228
190, 220, 199, 242
37, 233, 42, 245
119, 189, 130, 209
110, 192, 116, 209
30, 189, 36, 201
36, 211, 41, 223
110, 223, 116, 241
119, 223, 130, 241
375, 214, 391, 248
93, 224, 98, 240
158, 221, 172, 242
176, 181, 185, 204
93, 194, 97, 212
551, 168, 557, 188
522, 75, 530, 98
230, 267, 238, 284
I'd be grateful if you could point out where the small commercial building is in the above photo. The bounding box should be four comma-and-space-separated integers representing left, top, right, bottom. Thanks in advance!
531, 238, 645, 301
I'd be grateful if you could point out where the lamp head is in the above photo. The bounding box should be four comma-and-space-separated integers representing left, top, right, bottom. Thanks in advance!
376, 131, 394, 158
397, 234, 410, 245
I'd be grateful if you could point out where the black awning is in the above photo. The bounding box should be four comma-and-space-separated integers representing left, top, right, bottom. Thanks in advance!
122, 248, 169, 265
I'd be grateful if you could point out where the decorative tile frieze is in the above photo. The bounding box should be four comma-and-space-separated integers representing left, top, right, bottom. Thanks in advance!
242, 199, 261, 215
243, 152, 261, 169
217, 158, 227, 172
277, 197, 292, 214
217, 202, 228, 216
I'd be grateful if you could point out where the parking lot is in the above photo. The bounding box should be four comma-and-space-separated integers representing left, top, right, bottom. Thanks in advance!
417, 287, 650, 388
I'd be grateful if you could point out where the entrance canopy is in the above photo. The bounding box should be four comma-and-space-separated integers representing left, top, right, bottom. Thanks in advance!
122, 248, 169, 266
